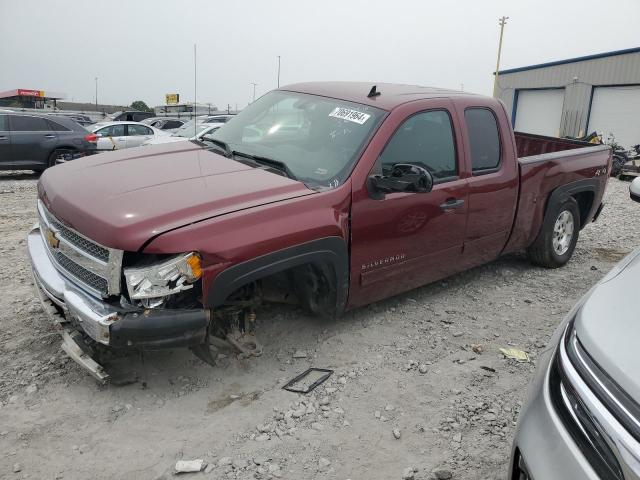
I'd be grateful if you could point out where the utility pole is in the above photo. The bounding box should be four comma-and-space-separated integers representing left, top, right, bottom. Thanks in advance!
277, 55, 281, 88
94, 77, 98, 112
251, 83, 258, 102
460, 83, 464, 92
493, 16, 508, 98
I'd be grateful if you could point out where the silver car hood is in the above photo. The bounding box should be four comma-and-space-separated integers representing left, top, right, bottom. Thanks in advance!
575, 248, 640, 402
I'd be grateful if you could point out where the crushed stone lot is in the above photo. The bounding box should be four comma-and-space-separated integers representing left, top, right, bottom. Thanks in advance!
0, 171, 638, 480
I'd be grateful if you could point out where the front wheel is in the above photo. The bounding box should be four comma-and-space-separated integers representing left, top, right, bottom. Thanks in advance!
528, 197, 581, 268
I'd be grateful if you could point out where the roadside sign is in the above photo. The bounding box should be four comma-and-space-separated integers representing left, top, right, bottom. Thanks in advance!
165, 93, 179, 105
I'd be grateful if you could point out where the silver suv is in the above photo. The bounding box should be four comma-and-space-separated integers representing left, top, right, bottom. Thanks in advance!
510, 182, 640, 479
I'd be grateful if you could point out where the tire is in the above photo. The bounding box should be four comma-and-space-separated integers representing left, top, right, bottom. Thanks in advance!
47, 148, 74, 168
528, 197, 581, 268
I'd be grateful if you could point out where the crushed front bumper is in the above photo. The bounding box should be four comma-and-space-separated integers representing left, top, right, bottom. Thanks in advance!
27, 225, 209, 382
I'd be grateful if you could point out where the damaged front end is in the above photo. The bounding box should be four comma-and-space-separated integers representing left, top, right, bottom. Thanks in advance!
27, 201, 263, 383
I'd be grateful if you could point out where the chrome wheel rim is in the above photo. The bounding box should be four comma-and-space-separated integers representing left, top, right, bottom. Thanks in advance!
553, 210, 574, 255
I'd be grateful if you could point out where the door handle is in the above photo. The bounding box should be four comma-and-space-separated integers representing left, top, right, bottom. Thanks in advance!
0, 136, 7, 140
440, 198, 465, 210
44, 134, 56, 138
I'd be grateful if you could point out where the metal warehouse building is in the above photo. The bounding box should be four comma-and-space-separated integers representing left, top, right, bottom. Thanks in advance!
495, 47, 640, 147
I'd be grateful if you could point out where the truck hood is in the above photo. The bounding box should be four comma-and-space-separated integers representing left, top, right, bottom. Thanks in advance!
575, 248, 640, 403
39, 142, 315, 251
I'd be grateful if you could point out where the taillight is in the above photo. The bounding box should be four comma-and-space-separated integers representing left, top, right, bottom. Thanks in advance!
84, 133, 97, 143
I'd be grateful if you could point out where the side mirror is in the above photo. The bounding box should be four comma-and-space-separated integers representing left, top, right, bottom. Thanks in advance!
201, 133, 216, 142
630, 177, 640, 203
367, 163, 433, 200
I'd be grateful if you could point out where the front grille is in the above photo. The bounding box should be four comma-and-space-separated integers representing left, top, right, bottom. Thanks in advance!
42, 207, 109, 262
54, 251, 108, 294
38, 200, 123, 297
549, 352, 624, 479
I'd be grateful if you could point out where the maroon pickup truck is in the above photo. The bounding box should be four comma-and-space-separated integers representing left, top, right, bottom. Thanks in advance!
28, 82, 611, 381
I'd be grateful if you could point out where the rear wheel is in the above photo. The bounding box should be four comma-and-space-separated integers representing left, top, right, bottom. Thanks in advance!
47, 148, 75, 168
528, 197, 580, 268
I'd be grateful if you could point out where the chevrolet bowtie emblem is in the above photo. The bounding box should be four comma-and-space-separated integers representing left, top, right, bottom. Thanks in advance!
46, 228, 60, 249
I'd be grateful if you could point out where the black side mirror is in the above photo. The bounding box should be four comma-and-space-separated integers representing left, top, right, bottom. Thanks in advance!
367, 164, 433, 200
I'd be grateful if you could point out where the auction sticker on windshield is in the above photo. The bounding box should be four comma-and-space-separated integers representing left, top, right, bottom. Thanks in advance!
329, 107, 371, 125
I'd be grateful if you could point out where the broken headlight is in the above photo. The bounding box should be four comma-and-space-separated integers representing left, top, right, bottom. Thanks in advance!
124, 253, 202, 304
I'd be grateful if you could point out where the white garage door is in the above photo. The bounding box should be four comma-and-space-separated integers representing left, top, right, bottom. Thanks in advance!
588, 86, 640, 148
514, 89, 565, 137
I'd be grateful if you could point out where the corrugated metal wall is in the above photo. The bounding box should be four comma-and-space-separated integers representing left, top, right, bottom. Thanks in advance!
495, 50, 640, 137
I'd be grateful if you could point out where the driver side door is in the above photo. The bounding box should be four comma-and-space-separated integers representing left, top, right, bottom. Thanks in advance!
348, 104, 469, 307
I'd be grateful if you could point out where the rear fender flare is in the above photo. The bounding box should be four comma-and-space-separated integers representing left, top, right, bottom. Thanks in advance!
206, 237, 349, 314
545, 178, 599, 230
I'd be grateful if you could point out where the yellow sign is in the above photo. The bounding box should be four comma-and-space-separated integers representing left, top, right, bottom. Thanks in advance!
165, 93, 179, 105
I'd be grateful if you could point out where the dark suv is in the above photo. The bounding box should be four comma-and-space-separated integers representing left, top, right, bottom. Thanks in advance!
112, 111, 155, 122
0, 113, 96, 171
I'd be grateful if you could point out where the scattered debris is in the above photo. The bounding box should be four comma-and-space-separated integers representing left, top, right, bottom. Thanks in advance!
393, 428, 401, 439
480, 366, 496, 373
433, 468, 453, 479
292, 350, 308, 359
175, 459, 204, 473
499, 348, 529, 362
282, 368, 333, 394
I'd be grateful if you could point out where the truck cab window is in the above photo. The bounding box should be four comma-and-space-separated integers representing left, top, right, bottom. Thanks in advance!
465, 108, 501, 173
380, 110, 457, 181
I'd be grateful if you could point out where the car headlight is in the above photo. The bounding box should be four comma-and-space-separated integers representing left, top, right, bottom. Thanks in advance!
124, 253, 202, 302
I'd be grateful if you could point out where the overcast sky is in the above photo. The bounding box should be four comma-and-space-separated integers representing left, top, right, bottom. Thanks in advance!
1, 0, 639, 109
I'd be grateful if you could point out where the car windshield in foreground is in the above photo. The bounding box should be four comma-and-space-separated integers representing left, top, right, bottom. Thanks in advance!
207, 90, 385, 189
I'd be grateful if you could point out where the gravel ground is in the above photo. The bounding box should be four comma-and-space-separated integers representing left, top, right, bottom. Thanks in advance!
0, 171, 638, 480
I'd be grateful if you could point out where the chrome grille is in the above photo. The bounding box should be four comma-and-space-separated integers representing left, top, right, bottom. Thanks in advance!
54, 251, 109, 293
42, 208, 109, 261
37, 200, 123, 297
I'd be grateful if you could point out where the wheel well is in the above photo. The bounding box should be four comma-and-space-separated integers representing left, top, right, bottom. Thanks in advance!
206, 237, 349, 314
220, 260, 339, 317
572, 191, 594, 229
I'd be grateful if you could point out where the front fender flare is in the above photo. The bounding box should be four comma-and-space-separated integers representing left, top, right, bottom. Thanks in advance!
206, 237, 349, 314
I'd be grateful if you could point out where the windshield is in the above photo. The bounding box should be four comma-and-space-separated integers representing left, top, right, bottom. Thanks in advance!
172, 120, 210, 138
208, 91, 385, 188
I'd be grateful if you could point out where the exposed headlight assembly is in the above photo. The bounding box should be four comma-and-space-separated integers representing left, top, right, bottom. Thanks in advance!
124, 253, 202, 303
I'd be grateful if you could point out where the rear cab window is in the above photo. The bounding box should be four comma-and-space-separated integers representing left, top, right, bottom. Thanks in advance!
464, 108, 502, 174
0, 115, 8, 131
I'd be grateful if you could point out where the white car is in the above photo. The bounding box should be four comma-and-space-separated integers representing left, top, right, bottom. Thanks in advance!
91, 121, 169, 151
141, 122, 223, 146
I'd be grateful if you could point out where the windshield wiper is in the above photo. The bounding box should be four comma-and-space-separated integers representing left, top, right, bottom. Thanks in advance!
231, 150, 296, 180
203, 138, 232, 157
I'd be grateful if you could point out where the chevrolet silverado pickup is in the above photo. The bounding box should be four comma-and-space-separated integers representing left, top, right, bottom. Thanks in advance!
27, 82, 612, 382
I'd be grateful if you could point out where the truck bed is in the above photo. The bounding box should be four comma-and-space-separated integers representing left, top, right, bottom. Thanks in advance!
514, 131, 594, 158
503, 132, 612, 254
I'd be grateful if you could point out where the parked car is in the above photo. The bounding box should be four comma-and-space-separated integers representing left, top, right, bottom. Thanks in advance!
111, 111, 155, 122
197, 114, 234, 124
141, 117, 185, 132
509, 240, 640, 479
141, 122, 222, 146
631, 177, 640, 202
28, 82, 611, 381
49, 112, 95, 127
90, 121, 168, 151
0, 112, 96, 171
